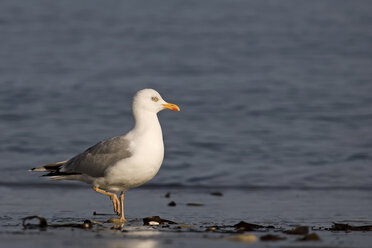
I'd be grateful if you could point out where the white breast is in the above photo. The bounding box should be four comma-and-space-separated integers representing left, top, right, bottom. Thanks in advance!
101, 115, 164, 191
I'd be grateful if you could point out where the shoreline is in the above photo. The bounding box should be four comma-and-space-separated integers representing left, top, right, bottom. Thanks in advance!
1, 187, 372, 247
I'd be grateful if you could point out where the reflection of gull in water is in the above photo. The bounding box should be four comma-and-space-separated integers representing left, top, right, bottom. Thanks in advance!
105, 239, 159, 248
30, 89, 180, 222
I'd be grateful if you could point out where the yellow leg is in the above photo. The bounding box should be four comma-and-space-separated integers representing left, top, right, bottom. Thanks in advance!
92, 186, 120, 216
119, 192, 127, 222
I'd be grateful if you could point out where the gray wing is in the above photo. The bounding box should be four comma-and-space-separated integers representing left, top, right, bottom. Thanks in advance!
61, 136, 132, 177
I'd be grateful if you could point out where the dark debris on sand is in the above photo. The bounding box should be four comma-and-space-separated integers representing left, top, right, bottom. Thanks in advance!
297, 233, 321, 241
260, 234, 286, 241
143, 216, 177, 225
186, 203, 204, 207
22, 216, 93, 230
234, 221, 264, 231
283, 226, 309, 235
22, 216, 47, 229
329, 223, 372, 231
93, 211, 112, 216
205, 221, 266, 233
210, 192, 223, 197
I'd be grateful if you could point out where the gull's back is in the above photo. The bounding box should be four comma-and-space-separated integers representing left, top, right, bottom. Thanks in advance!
50, 136, 132, 178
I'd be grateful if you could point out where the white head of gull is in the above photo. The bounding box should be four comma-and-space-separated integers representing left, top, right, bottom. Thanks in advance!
30, 88, 180, 223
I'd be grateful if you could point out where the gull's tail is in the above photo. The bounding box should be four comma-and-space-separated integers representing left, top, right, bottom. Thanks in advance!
29, 160, 81, 180
29, 160, 67, 172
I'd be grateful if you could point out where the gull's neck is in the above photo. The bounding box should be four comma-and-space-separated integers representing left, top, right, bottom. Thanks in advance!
132, 108, 162, 137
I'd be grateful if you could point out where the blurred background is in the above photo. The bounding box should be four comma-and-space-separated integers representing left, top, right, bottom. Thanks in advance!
0, 0, 371, 189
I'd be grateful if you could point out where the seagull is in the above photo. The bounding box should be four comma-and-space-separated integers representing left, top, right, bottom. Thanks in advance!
30, 89, 180, 223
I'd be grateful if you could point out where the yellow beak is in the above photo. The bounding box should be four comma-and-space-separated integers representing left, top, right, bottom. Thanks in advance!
162, 102, 180, 111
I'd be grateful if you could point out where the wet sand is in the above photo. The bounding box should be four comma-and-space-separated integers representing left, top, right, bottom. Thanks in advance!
1, 185, 372, 248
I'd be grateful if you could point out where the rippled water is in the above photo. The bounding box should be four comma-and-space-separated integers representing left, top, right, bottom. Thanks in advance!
0, 0, 371, 189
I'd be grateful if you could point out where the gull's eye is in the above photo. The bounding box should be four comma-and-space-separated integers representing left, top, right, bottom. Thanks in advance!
151, 96, 159, 102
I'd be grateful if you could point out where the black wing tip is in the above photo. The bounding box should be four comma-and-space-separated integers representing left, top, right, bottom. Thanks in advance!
43, 172, 82, 177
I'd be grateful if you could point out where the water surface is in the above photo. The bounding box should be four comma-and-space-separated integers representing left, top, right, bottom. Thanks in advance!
0, 0, 371, 189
